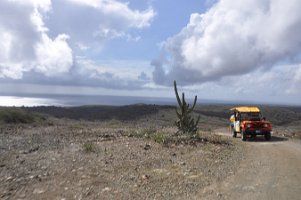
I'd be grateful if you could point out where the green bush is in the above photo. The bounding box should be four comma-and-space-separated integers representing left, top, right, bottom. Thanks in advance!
0, 108, 36, 124
151, 132, 166, 144
82, 142, 95, 153
127, 127, 157, 138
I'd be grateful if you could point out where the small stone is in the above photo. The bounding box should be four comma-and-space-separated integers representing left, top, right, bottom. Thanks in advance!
33, 188, 45, 194
143, 144, 151, 150
18, 193, 26, 198
141, 174, 150, 180
102, 187, 111, 192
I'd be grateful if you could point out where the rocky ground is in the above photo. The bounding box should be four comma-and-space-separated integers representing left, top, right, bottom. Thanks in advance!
1, 104, 301, 200
0, 118, 243, 200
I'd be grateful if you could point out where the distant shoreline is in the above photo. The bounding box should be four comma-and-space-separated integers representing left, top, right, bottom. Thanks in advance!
0, 94, 300, 107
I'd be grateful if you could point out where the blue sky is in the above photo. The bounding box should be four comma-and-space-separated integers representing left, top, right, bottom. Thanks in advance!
1, 0, 301, 105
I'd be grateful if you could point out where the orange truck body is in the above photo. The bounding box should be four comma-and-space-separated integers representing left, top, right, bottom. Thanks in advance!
230, 106, 272, 141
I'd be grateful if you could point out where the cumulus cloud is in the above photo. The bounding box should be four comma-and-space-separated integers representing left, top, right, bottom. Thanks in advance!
152, 0, 301, 85
71, 59, 151, 89
0, 0, 73, 79
0, 58, 153, 90
47, 0, 155, 49
35, 34, 73, 76
0, 0, 155, 85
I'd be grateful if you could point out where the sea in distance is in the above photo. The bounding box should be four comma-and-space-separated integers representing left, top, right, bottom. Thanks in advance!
0, 94, 235, 107
1, 94, 291, 107
0, 94, 177, 107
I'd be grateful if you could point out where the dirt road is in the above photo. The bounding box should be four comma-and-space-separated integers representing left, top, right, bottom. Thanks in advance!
203, 129, 301, 200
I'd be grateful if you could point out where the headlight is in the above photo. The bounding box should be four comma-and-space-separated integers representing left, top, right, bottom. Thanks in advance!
264, 124, 268, 127
247, 124, 251, 128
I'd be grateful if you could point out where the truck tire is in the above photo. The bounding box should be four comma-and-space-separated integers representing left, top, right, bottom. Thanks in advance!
232, 131, 237, 138
241, 130, 247, 141
265, 132, 271, 141
232, 127, 237, 138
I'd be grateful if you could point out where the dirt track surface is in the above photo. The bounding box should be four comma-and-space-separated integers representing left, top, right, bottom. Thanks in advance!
205, 128, 301, 200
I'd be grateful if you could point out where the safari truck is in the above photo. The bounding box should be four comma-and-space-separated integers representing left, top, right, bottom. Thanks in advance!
230, 107, 272, 141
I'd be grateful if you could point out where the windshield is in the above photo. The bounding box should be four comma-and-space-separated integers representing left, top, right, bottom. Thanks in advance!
240, 112, 262, 121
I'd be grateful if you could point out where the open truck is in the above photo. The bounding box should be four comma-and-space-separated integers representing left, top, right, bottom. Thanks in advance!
230, 107, 272, 141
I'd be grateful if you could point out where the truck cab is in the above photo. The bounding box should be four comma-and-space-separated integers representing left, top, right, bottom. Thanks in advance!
230, 107, 272, 141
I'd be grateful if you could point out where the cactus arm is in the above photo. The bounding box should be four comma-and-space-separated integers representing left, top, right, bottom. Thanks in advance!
176, 110, 182, 119
188, 96, 198, 112
195, 115, 201, 126
174, 80, 182, 106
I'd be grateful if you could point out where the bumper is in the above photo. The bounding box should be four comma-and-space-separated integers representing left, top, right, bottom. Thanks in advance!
243, 130, 271, 135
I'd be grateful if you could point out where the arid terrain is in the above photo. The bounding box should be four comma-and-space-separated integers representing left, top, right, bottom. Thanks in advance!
0, 104, 301, 199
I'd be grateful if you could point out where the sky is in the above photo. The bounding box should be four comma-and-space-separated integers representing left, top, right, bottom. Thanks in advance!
0, 0, 301, 105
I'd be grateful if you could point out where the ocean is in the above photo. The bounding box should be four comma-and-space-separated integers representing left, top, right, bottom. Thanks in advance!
1, 94, 281, 107
0, 94, 177, 107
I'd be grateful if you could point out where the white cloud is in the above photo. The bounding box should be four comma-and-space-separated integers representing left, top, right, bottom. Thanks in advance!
72, 58, 152, 89
0, 0, 73, 79
0, 0, 154, 80
152, 0, 301, 86
35, 34, 73, 76
66, 0, 154, 28
47, 0, 155, 48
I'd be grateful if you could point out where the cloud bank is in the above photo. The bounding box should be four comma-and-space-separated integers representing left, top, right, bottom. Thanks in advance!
152, 0, 301, 86
0, 0, 155, 83
0, 0, 73, 79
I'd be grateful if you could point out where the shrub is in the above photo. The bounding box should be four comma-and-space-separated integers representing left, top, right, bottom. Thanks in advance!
151, 132, 166, 144
82, 142, 95, 153
0, 108, 36, 124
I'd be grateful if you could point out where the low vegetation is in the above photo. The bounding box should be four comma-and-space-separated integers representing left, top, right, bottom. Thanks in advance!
0, 108, 44, 124
82, 142, 96, 153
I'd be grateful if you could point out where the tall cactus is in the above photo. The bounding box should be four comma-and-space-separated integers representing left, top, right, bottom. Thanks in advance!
174, 80, 200, 135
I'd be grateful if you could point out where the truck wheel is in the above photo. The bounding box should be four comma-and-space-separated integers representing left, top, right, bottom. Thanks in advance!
232, 128, 237, 138
265, 132, 271, 141
232, 131, 237, 138
241, 131, 247, 141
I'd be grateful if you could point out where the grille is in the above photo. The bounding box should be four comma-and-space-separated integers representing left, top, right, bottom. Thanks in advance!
251, 123, 265, 128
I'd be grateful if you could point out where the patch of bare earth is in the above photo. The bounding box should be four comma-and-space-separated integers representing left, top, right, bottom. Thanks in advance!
0, 121, 243, 200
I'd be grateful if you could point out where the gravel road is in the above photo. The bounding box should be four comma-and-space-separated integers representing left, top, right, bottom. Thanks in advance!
204, 129, 301, 200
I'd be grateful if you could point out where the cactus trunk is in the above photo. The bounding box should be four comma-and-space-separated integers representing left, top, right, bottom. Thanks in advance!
173, 80, 200, 136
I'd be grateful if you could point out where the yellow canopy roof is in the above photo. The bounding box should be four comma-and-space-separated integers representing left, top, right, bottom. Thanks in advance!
230, 106, 260, 113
